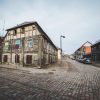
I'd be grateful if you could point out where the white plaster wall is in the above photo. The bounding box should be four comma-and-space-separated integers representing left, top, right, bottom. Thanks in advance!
16, 33, 20, 38
58, 49, 61, 60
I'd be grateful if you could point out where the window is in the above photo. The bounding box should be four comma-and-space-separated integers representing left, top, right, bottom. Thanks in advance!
5, 42, 10, 50
28, 38, 32, 48
22, 27, 25, 34
99, 45, 100, 50
13, 30, 17, 35
15, 39, 20, 49
47, 43, 49, 51
8, 32, 10, 36
44, 40, 47, 49
93, 47, 96, 50
15, 39, 20, 44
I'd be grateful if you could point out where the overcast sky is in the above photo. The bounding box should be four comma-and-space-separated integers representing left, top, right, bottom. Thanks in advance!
0, 0, 100, 54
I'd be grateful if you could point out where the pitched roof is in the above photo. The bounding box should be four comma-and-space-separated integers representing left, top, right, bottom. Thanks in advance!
6, 21, 36, 31
82, 41, 92, 47
92, 39, 100, 46
75, 41, 92, 52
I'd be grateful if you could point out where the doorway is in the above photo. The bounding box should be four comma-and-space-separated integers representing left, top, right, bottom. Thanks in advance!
4, 55, 8, 62
26, 55, 32, 64
15, 54, 20, 63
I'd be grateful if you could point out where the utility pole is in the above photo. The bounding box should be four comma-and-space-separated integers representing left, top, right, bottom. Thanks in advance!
60, 35, 65, 65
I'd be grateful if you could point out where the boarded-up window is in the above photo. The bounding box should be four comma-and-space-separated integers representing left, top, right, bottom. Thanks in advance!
26, 55, 32, 64
4, 55, 8, 62
15, 55, 20, 63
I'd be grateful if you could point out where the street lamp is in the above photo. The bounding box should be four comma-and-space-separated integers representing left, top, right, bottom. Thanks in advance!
60, 35, 65, 65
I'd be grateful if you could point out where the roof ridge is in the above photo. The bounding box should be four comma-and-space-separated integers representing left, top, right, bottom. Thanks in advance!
6, 21, 36, 31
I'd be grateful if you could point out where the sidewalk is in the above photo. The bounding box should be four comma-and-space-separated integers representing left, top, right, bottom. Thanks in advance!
92, 62, 100, 67
0, 61, 69, 74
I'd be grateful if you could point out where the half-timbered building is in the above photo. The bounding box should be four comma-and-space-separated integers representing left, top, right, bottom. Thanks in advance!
2, 21, 58, 67
74, 41, 92, 60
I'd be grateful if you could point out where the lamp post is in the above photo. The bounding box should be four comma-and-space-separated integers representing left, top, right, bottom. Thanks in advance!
60, 35, 65, 65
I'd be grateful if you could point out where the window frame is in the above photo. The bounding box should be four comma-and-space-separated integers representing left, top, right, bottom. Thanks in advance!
27, 38, 33, 48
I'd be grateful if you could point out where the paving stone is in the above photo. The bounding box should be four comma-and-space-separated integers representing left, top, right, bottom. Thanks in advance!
0, 60, 100, 100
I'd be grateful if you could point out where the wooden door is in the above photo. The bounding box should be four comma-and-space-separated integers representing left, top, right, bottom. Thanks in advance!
26, 55, 32, 64
4, 55, 7, 62
15, 55, 20, 63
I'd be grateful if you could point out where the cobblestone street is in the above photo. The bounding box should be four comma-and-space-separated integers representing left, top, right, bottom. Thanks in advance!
0, 60, 100, 100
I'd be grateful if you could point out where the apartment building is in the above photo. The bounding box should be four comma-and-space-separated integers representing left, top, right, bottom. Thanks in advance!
2, 21, 58, 67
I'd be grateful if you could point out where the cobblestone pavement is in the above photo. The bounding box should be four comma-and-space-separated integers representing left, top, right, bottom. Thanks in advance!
0, 60, 100, 100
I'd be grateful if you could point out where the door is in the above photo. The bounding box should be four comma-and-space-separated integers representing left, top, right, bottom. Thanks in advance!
15, 54, 20, 63
26, 55, 32, 64
4, 55, 8, 62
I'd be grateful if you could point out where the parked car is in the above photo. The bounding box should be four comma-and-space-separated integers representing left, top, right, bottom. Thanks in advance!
70, 56, 75, 60
83, 58, 92, 64
71, 58, 75, 60
78, 58, 84, 63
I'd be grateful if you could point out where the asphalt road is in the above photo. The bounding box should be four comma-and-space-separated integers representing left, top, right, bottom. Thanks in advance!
0, 60, 100, 100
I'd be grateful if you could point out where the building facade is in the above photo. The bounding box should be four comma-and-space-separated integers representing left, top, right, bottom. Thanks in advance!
2, 21, 58, 67
0, 36, 4, 63
74, 41, 92, 60
91, 40, 100, 62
